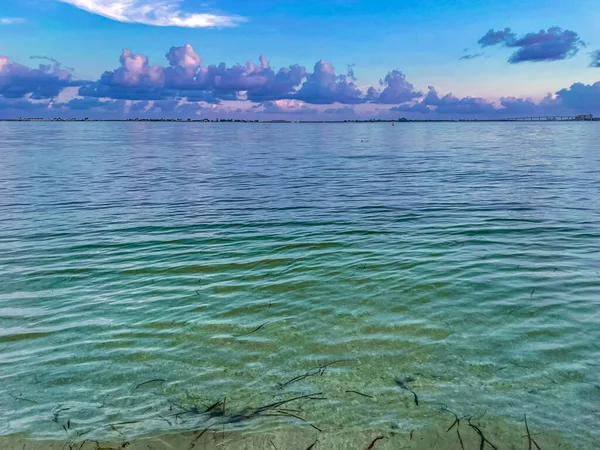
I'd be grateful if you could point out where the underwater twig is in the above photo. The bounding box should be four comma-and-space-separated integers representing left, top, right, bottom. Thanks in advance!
410, 391, 419, 406
365, 436, 386, 449
52, 405, 71, 423
445, 410, 465, 450
235, 322, 268, 337
269, 410, 322, 432
224, 392, 324, 431
472, 409, 488, 421
345, 390, 375, 399
394, 377, 419, 406
158, 415, 172, 426
524, 414, 542, 450
279, 360, 352, 388
467, 417, 498, 450
133, 379, 165, 390
9, 393, 37, 404
254, 392, 324, 413
188, 427, 211, 450
205, 399, 225, 414
306, 438, 318, 449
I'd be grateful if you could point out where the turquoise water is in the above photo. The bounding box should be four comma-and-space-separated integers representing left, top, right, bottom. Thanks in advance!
0, 122, 599, 447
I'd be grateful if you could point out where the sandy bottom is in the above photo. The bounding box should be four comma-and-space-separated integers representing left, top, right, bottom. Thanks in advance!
0, 421, 580, 450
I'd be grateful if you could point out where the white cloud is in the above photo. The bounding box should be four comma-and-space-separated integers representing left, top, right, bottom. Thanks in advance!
58, 0, 245, 28
0, 17, 26, 25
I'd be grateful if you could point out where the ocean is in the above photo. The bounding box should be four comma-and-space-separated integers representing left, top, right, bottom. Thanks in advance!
0, 122, 599, 449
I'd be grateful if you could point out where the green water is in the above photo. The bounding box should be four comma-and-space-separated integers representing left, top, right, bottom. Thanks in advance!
0, 122, 599, 448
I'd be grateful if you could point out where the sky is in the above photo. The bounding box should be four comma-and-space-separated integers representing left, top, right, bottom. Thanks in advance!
1, 0, 600, 120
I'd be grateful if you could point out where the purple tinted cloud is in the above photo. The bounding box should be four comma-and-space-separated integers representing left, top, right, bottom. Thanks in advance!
478, 27, 584, 63
294, 60, 362, 104
478, 28, 516, 47
3, 42, 600, 120
324, 106, 356, 116
261, 100, 318, 115
421, 86, 496, 114
81, 44, 307, 103
370, 70, 422, 104
0, 55, 77, 99
0, 97, 48, 111
555, 81, 600, 111
65, 97, 126, 111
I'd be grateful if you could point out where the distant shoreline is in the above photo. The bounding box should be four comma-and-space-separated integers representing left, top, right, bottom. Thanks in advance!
1, 117, 599, 123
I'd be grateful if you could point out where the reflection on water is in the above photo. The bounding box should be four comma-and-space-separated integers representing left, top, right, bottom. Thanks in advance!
0, 122, 599, 448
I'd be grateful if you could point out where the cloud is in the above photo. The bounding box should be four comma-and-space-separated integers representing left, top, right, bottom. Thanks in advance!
4, 42, 600, 120
0, 55, 78, 99
459, 53, 484, 60
420, 86, 496, 114
324, 106, 356, 116
368, 70, 422, 104
0, 97, 49, 111
498, 96, 545, 116
390, 86, 496, 116
478, 28, 516, 47
1, 17, 25, 25
478, 27, 584, 63
260, 99, 318, 115
58, 0, 245, 28
555, 81, 600, 111
590, 50, 600, 68
294, 60, 363, 104
80, 44, 307, 103
65, 97, 126, 110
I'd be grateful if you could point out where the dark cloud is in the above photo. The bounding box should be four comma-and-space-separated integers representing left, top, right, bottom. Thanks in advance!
294, 60, 362, 104
370, 70, 422, 104
0, 96, 49, 111
498, 96, 544, 116
478, 28, 516, 47
459, 53, 484, 60
421, 86, 496, 114
590, 50, 600, 68
478, 27, 584, 63
555, 82, 600, 112
390, 86, 496, 116
0, 55, 77, 99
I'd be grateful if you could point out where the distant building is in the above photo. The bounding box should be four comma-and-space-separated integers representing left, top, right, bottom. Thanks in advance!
575, 114, 594, 121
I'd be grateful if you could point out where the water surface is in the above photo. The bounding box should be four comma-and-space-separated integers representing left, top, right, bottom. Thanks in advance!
0, 122, 599, 448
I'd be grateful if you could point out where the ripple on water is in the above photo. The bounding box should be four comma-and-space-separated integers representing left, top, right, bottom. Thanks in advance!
0, 122, 599, 448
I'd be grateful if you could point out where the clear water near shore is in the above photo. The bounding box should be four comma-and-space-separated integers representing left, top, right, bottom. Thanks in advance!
0, 122, 599, 448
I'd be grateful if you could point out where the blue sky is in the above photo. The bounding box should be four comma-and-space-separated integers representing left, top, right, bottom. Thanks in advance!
1, 0, 600, 119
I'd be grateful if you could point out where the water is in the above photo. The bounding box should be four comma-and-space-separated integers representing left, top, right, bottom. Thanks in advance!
0, 122, 599, 448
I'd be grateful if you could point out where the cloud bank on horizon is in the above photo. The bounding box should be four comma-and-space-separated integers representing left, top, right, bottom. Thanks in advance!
57, 0, 245, 28
1, 21, 600, 120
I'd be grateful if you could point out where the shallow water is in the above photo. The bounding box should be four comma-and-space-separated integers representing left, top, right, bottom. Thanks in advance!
0, 122, 599, 447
